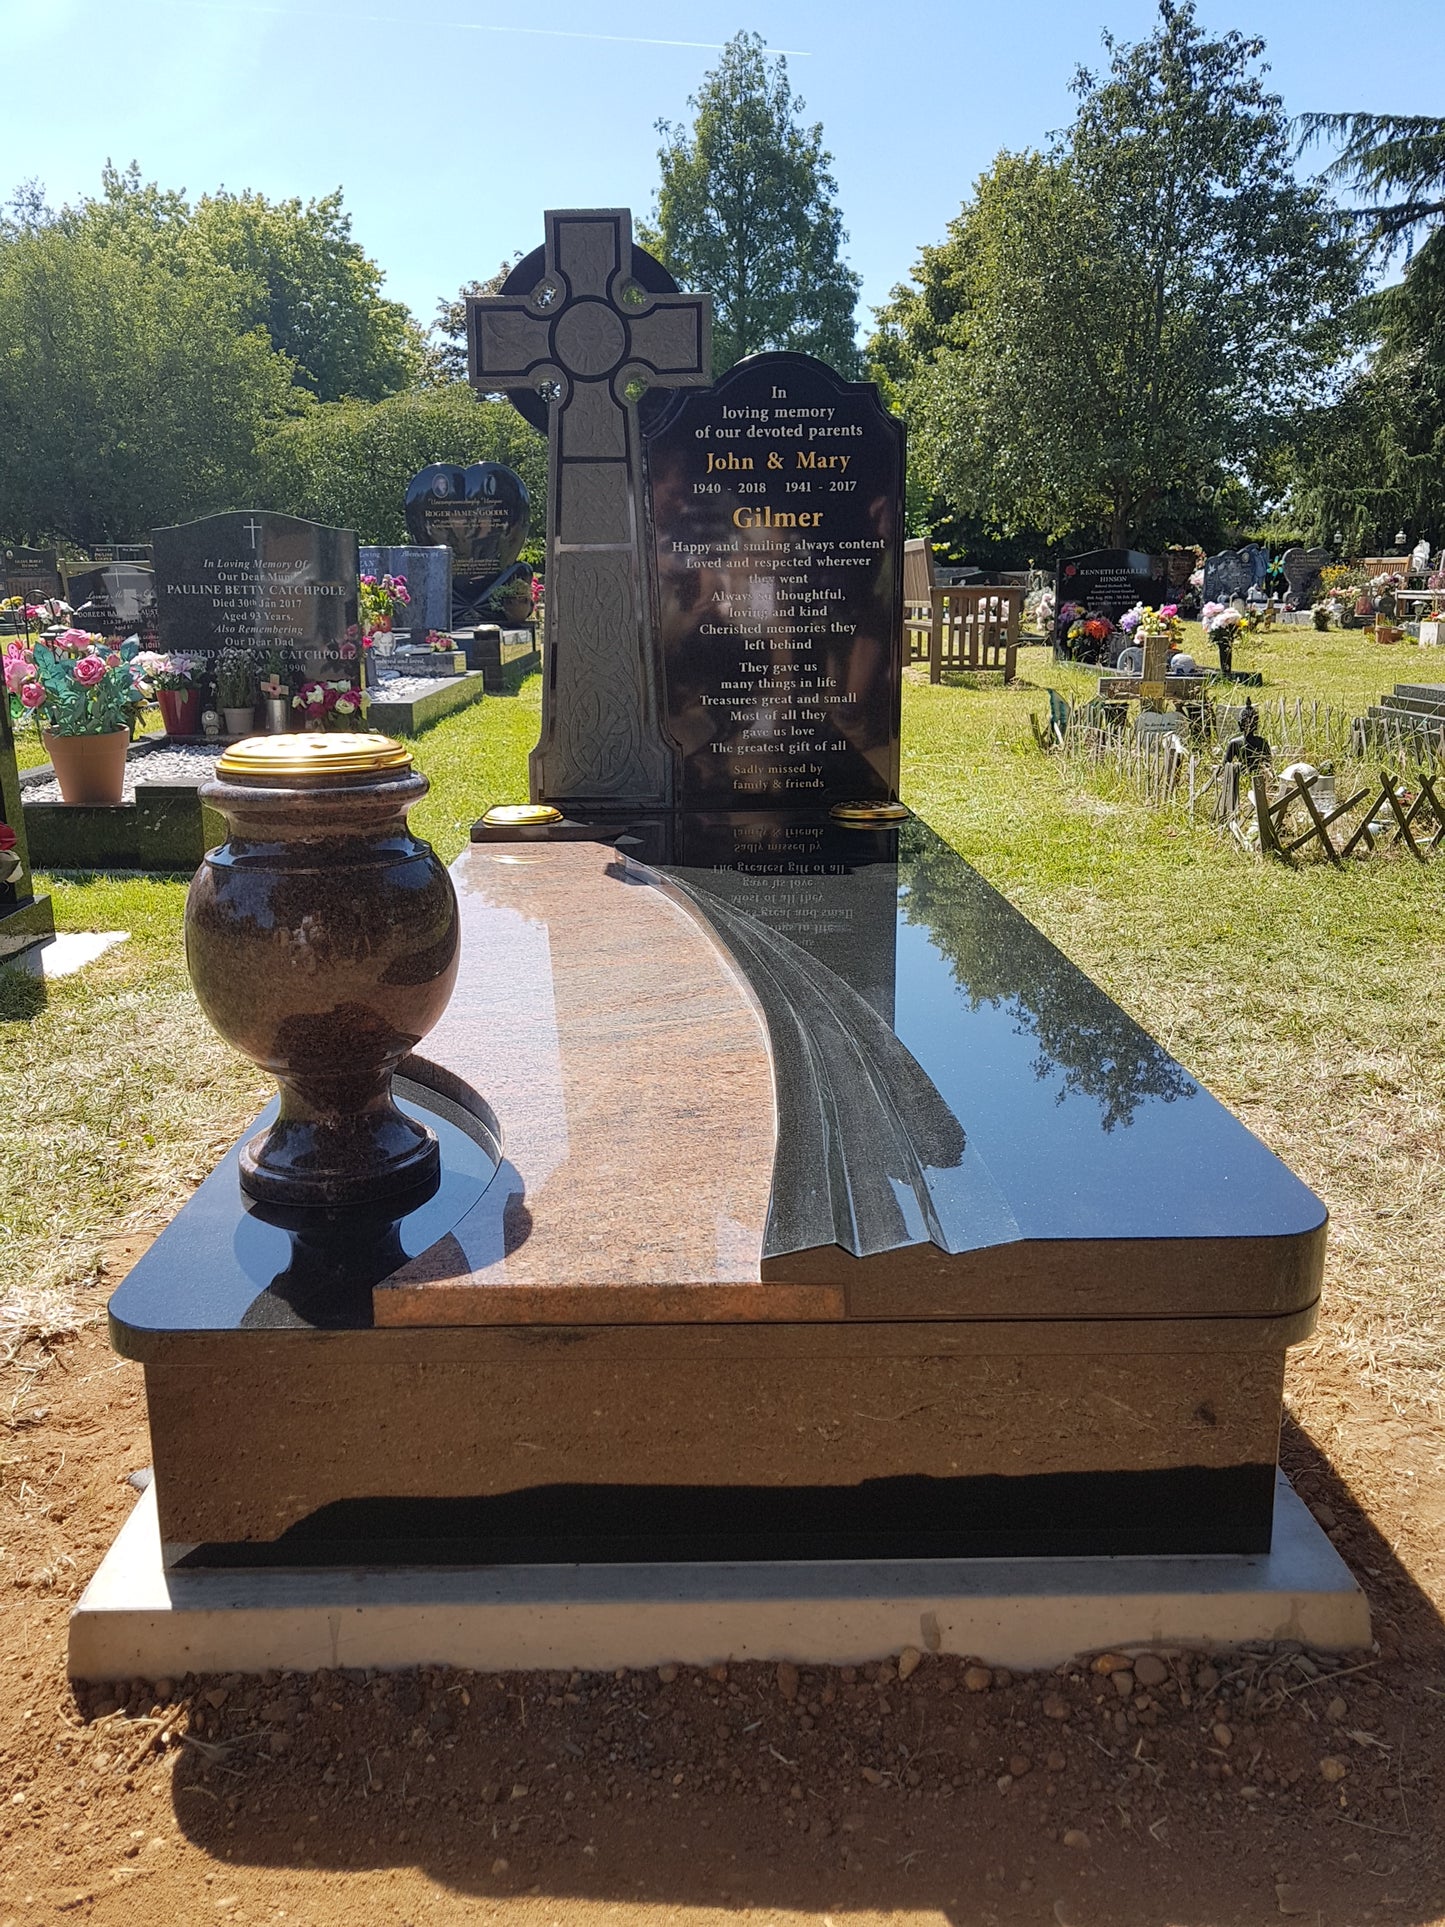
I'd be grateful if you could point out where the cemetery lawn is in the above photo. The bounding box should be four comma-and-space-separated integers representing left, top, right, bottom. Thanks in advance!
4, 651, 1445, 1925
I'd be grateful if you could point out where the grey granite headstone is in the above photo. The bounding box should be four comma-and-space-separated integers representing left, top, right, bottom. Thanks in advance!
359, 545, 452, 638
468, 207, 712, 814
1202, 546, 1266, 604
1278, 547, 1332, 607
152, 511, 358, 676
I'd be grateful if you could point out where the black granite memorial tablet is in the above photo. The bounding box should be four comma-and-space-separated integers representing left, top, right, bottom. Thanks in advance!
645, 352, 904, 809
1055, 549, 1167, 621
2, 545, 62, 606
403, 463, 530, 625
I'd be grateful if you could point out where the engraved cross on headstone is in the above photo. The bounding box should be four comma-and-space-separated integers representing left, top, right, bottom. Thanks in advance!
468, 209, 711, 813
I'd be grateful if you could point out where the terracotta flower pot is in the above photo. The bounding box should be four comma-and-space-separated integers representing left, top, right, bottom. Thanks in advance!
157, 687, 202, 737
42, 729, 130, 806
187, 733, 460, 1206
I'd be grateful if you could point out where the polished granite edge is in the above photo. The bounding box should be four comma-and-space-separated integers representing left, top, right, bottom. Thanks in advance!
107, 806, 1330, 1342
107, 1075, 498, 1347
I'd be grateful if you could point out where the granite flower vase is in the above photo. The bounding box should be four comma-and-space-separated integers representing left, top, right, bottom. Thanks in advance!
42, 728, 129, 805
187, 735, 461, 1207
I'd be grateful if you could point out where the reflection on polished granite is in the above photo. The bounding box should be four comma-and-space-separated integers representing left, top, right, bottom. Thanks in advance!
371, 811, 1324, 1326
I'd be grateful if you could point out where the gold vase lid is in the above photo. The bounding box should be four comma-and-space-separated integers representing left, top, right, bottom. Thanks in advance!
217, 732, 413, 779
480, 803, 564, 826
829, 799, 910, 824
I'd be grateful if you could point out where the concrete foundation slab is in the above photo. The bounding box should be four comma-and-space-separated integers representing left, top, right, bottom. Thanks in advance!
42, 931, 129, 977
69, 1473, 1368, 1681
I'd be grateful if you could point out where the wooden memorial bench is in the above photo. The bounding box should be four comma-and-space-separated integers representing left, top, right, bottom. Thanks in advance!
903, 540, 1020, 684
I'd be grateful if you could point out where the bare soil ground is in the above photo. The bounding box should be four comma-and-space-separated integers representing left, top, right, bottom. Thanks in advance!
2, 1301, 1443, 1927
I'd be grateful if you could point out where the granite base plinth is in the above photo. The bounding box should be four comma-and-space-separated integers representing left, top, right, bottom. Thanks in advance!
463, 625, 540, 690
365, 671, 486, 737
66, 1474, 1369, 1681
0, 892, 54, 967
134, 1327, 1295, 1567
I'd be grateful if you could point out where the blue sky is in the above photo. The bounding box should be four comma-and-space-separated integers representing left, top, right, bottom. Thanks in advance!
3, 0, 1441, 335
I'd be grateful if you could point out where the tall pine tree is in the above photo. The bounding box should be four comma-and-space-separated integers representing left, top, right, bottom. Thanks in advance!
644, 32, 861, 377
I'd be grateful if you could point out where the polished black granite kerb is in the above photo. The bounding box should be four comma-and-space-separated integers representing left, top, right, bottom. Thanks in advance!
109, 808, 1325, 1567
656, 810, 1325, 1300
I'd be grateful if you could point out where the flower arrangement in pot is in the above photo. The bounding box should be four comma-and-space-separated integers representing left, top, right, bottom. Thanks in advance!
359, 572, 410, 653
133, 650, 203, 737
0, 596, 44, 641
216, 649, 257, 737
483, 566, 536, 629
1201, 600, 1244, 673
293, 677, 366, 730
6, 629, 147, 804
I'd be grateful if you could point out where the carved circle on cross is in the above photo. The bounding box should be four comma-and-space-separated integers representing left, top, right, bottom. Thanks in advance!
551, 300, 629, 380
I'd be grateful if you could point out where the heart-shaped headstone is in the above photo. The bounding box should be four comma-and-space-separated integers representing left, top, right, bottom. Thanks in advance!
404, 464, 530, 584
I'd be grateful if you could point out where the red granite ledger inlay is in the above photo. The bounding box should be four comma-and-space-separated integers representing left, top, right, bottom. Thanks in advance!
374, 843, 836, 1325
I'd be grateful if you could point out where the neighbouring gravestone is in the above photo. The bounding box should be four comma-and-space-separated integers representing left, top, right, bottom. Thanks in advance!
1165, 550, 1196, 597
152, 511, 359, 684
0, 694, 54, 969
62, 562, 157, 638
1054, 549, 1167, 625
468, 207, 712, 813
403, 464, 529, 627
645, 350, 904, 810
2, 545, 63, 607
1202, 545, 1267, 604
1278, 546, 1333, 607
359, 544, 452, 639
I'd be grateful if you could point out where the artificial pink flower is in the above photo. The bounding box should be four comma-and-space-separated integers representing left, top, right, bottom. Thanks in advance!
4, 654, 32, 695
73, 655, 106, 687
1160, 604, 1179, 619
106, 652, 121, 668
56, 628, 93, 651
21, 681, 47, 709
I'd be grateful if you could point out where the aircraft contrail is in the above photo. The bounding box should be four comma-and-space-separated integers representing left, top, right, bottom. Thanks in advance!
182, 2, 812, 54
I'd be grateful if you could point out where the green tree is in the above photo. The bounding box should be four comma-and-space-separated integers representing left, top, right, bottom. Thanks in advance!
0, 222, 296, 548
643, 31, 861, 376
432, 258, 523, 383
189, 188, 423, 401
261, 385, 546, 542
876, 3, 1359, 550
57, 164, 422, 401
1285, 113, 1445, 549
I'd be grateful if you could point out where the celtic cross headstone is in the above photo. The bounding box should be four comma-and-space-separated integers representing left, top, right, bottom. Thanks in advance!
467, 208, 712, 813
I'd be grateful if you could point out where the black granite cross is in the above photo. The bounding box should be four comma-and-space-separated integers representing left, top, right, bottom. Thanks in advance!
468, 208, 712, 813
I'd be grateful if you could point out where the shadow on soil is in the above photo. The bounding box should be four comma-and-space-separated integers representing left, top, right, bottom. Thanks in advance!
151, 1414, 1444, 1926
